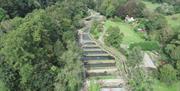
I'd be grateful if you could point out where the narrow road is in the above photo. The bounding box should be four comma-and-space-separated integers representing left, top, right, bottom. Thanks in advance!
79, 10, 127, 91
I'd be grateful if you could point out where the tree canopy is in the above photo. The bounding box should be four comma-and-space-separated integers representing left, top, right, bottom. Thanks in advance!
0, 0, 59, 18
105, 26, 124, 49
0, 0, 87, 91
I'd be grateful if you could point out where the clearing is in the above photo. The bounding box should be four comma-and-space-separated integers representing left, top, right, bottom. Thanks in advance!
104, 20, 145, 45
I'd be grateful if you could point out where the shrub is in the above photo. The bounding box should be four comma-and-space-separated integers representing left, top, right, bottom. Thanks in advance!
165, 44, 180, 61
159, 64, 177, 85
134, 22, 146, 32
90, 21, 102, 39
144, 14, 167, 31
174, 2, 180, 13
176, 61, 180, 79
88, 81, 100, 91
0, 8, 6, 21
111, 16, 123, 22
155, 3, 175, 15
105, 26, 124, 49
129, 41, 160, 51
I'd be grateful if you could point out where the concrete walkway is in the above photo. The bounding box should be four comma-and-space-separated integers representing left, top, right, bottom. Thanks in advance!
79, 9, 127, 91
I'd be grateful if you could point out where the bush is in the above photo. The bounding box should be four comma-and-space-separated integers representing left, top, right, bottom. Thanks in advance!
165, 44, 180, 61
105, 26, 124, 49
134, 21, 146, 32
155, 3, 175, 15
129, 41, 160, 51
159, 64, 177, 85
0, 8, 6, 21
176, 61, 180, 79
90, 21, 102, 39
174, 2, 180, 13
144, 14, 167, 31
133, 21, 149, 39
111, 16, 123, 22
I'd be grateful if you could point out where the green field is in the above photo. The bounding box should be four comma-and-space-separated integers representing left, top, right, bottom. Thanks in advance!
104, 20, 145, 45
153, 80, 180, 91
143, 1, 180, 32
166, 14, 180, 32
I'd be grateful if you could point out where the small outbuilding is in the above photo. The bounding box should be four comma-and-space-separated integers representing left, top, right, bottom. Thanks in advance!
142, 53, 157, 69
125, 15, 135, 23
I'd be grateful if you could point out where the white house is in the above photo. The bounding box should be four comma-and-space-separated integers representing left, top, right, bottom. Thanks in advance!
125, 15, 135, 22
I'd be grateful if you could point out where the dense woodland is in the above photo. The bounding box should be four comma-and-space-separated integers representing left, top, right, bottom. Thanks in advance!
0, 0, 180, 91
0, 0, 87, 91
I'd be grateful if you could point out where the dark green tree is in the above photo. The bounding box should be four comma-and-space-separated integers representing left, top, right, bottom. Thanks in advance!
0, 0, 87, 90
0, 8, 6, 21
0, 0, 58, 18
117, 0, 146, 18
145, 14, 167, 31
127, 47, 154, 91
92, 0, 127, 17
105, 26, 124, 49
155, 3, 175, 15
159, 64, 177, 85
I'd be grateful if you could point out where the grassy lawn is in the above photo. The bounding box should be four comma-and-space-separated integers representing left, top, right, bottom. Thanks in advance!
104, 20, 145, 45
142, 1, 161, 12
165, 14, 180, 32
153, 80, 180, 91
143, 0, 180, 32
142, 1, 180, 90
